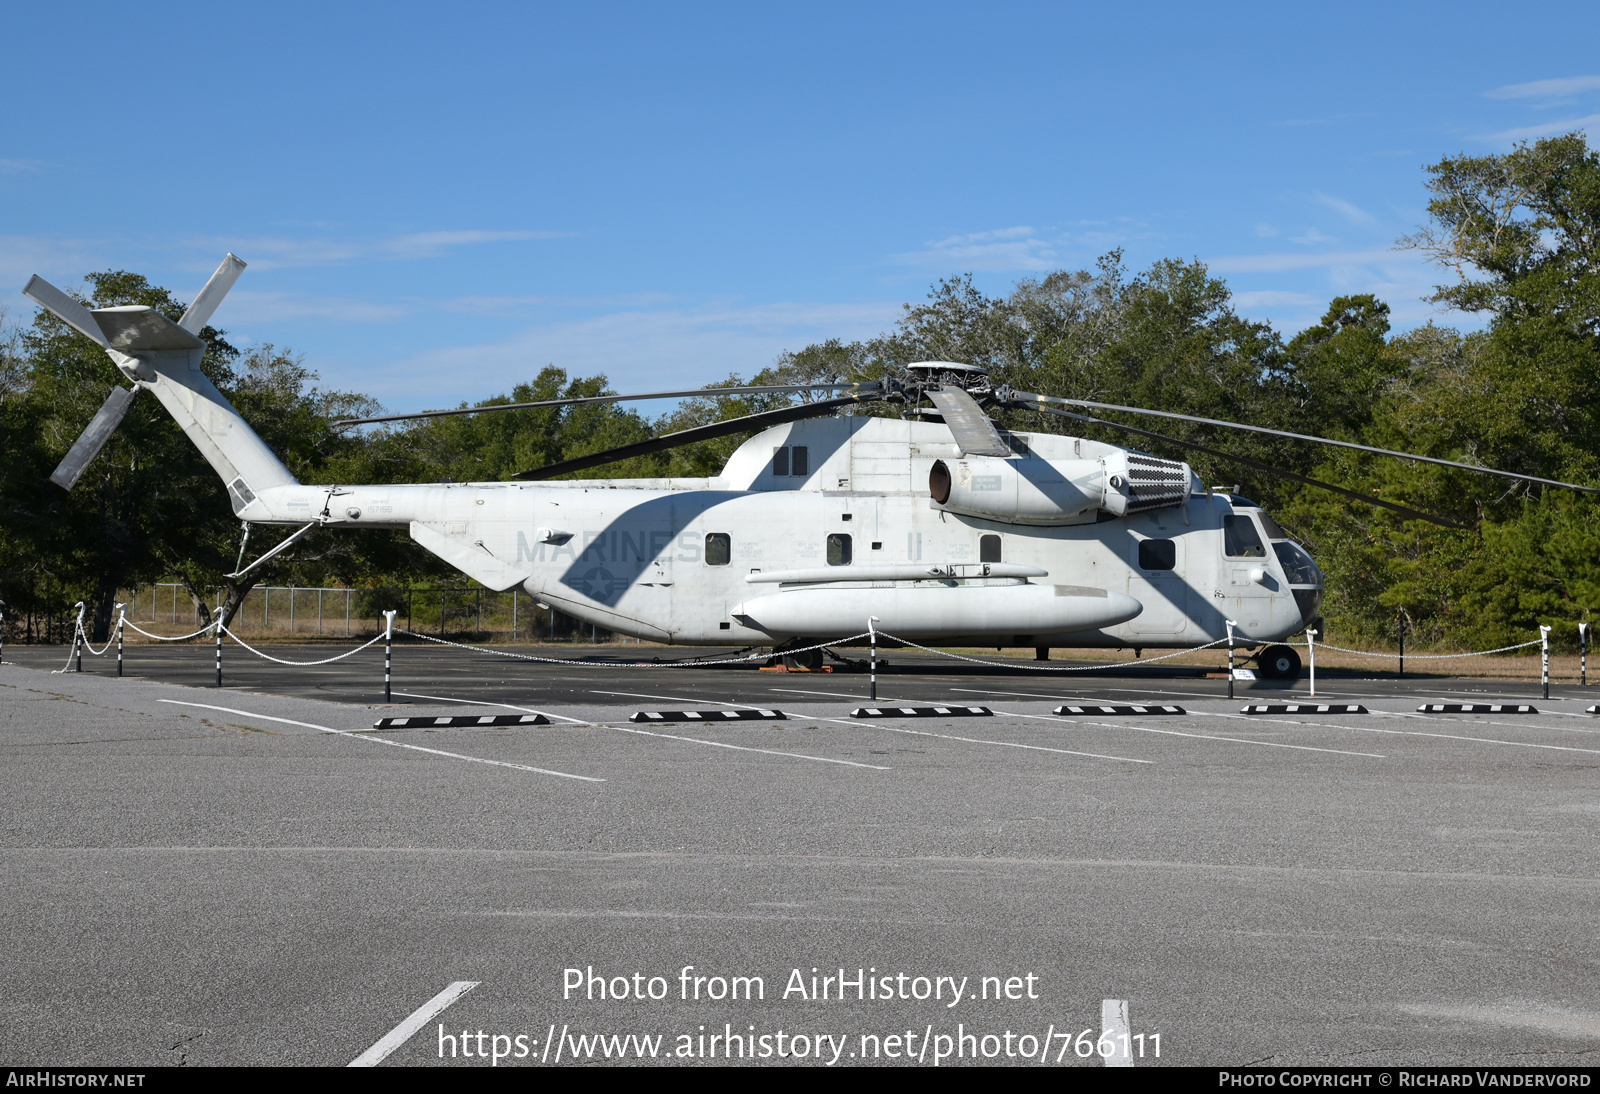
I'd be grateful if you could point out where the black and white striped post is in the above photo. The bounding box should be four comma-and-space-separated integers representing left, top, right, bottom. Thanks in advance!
73, 601, 85, 673
115, 604, 125, 678
1396, 612, 1405, 679
383, 610, 397, 703
214, 608, 224, 688
1225, 619, 1237, 701
868, 616, 880, 702
1541, 625, 1551, 701
1307, 628, 1318, 699
1581, 623, 1590, 687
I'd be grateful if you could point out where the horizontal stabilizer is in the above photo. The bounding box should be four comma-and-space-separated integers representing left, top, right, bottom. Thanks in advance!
50, 386, 139, 490
23, 276, 109, 347
179, 253, 247, 334
91, 306, 205, 352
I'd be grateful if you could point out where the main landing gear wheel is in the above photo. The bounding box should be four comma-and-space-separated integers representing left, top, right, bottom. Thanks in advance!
782, 645, 824, 671
1256, 644, 1302, 679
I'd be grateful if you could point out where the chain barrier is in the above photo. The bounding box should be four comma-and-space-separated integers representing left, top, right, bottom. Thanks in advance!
871, 632, 1232, 672
122, 618, 219, 642
1290, 637, 1543, 660
392, 628, 874, 668
219, 625, 388, 667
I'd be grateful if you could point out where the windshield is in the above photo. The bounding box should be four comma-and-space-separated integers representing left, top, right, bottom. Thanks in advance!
1273, 540, 1320, 585
1257, 511, 1287, 540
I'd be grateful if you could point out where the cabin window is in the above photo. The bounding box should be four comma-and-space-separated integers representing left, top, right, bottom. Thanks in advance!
1222, 515, 1267, 558
979, 534, 1002, 563
704, 532, 731, 566
1256, 511, 1287, 540
827, 533, 853, 566
1138, 539, 1176, 570
771, 445, 809, 477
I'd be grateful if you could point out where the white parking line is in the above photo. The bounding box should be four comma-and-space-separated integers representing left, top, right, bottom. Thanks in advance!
1341, 724, 1600, 756
1102, 999, 1132, 1067
158, 700, 604, 782
1066, 720, 1385, 758
864, 722, 1152, 764
349, 980, 479, 1066
612, 725, 889, 770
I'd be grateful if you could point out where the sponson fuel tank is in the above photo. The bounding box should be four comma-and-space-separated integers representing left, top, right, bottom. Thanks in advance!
731, 583, 1143, 639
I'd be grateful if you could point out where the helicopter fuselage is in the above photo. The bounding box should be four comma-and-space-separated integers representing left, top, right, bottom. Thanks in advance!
239, 416, 1323, 651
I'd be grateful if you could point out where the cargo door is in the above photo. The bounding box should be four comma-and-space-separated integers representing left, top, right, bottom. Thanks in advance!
1127, 534, 1190, 634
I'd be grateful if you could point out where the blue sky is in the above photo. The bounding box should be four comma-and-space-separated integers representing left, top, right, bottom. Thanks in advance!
4, 1, 1598, 414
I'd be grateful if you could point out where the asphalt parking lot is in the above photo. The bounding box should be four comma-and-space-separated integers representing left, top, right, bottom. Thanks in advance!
4, 643, 1600, 1067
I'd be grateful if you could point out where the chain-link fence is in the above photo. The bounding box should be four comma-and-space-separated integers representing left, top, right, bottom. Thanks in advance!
111, 583, 620, 644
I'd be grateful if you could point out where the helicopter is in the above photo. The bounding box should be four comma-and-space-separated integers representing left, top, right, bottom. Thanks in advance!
27, 255, 1600, 679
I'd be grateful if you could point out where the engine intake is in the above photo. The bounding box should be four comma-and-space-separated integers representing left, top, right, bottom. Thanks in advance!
929, 452, 1191, 525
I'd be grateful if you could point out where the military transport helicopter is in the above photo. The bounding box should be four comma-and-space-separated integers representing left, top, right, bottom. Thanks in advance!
27, 255, 1600, 679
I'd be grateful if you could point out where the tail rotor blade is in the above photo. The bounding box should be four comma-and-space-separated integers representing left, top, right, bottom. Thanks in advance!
22, 276, 109, 348
50, 386, 140, 490
178, 253, 247, 334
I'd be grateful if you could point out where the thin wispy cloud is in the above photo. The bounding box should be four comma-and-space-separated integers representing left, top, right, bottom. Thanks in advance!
352, 300, 901, 406
1207, 248, 1400, 274
222, 291, 408, 324
1289, 228, 1337, 246
442, 291, 676, 318
0, 158, 45, 174
1313, 192, 1378, 227
1255, 223, 1280, 238
1485, 76, 1600, 101
196, 229, 574, 270
891, 226, 1059, 272
1487, 113, 1600, 142
1232, 290, 1318, 310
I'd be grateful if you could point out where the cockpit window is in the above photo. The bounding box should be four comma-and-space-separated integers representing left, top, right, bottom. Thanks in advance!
1223, 514, 1267, 558
1256, 512, 1287, 540
1273, 541, 1320, 585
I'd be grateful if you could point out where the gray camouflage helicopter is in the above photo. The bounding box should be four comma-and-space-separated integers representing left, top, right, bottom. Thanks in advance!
29, 255, 1598, 678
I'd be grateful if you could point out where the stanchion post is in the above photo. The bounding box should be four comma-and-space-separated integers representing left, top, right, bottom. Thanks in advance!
1397, 613, 1405, 679
1226, 620, 1237, 701
115, 603, 125, 678
383, 610, 396, 703
868, 616, 880, 702
1581, 623, 1589, 687
1307, 628, 1318, 699
73, 601, 85, 673
215, 608, 224, 688
1540, 625, 1551, 701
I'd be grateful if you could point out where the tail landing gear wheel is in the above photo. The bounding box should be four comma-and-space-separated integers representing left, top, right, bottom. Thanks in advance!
1257, 644, 1302, 680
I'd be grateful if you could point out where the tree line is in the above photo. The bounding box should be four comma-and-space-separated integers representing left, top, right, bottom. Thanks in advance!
3, 134, 1597, 648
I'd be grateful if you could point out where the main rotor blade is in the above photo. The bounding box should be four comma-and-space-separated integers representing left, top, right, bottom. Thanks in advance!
1028, 405, 1468, 529
928, 386, 1011, 457
22, 275, 109, 348
514, 394, 873, 480
50, 386, 140, 490
334, 382, 882, 428
179, 253, 247, 334
1010, 391, 1600, 495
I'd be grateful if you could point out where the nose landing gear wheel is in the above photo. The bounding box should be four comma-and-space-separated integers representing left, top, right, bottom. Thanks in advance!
1256, 644, 1302, 679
